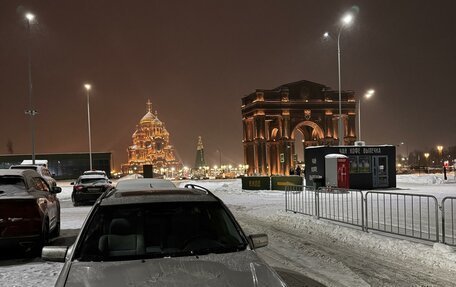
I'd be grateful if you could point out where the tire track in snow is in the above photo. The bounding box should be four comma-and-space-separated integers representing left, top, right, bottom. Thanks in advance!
231, 205, 456, 287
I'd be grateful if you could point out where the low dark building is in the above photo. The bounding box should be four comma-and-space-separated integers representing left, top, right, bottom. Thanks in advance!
305, 145, 396, 189
0, 152, 112, 180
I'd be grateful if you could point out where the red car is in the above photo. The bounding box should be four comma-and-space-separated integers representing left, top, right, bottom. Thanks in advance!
0, 169, 61, 253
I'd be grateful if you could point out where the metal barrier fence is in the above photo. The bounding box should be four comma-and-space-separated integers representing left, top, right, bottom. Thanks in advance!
317, 187, 364, 229
365, 192, 439, 242
285, 186, 443, 244
285, 186, 316, 216
442, 197, 456, 246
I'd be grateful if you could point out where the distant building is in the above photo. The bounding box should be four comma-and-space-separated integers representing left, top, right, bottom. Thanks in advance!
194, 136, 206, 169
241, 80, 357, 176
0, 152, 112, 180
121, 100, 182, 174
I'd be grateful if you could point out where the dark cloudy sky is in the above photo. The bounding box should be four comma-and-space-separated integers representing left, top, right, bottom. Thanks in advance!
1, 0, 455, 169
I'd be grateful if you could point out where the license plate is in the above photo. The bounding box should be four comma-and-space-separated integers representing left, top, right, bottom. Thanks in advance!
88, 188, 100, 192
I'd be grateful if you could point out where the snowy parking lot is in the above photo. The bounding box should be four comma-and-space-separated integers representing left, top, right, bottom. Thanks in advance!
1, 174, 456, 287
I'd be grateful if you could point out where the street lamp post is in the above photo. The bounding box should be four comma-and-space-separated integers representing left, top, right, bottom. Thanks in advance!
358, 89, 374, 142
336, 13, 354, 146
437, 145, 446, 179
324, 13, 354, 145
84, 84, 93, 170
217, 149, 222, 167
25, 12, 37, 164
424, 152, 430, 173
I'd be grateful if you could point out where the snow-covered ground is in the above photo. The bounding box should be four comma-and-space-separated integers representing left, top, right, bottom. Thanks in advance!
1, 174, 456, 286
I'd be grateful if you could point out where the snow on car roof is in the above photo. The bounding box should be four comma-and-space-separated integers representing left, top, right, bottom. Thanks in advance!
79, 174, 108, 180
0, 168, 39, 177
115, 178, 176, 190
83, 170, 106, 174
101, 187, 216, 206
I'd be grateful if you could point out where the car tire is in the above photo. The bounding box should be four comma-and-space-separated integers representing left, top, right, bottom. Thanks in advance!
51, 219, 60, 238
41, 219, 50, 246
72, 196, 79, 207
33, 219, 50, 256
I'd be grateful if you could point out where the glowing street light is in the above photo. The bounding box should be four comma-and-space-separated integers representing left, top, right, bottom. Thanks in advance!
24, 12, 38, 164
424, 152, 430, 173
84, 83, 93, 170
358, 89, 374, 142
437, 145, 443, 165
437, 145, 443, 154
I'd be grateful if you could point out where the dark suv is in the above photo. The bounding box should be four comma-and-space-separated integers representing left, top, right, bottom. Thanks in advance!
43, 180, 286, 286
0, 169, 61, 253
71, 174, 113, 206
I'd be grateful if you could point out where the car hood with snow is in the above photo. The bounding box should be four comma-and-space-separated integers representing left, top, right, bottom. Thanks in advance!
60, 250, 286, 286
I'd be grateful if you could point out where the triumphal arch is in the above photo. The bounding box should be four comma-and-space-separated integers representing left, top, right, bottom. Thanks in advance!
241, 80, 357, 176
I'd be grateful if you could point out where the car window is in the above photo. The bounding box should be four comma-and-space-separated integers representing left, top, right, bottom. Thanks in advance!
75, 201, 247, 262
33, 177, 50, 191
80, 177, 108, 184
10, 166, 37, 171
0, 176, 26, 190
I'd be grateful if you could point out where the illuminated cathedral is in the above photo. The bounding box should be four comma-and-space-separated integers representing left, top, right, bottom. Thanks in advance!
121, 100, 182, 174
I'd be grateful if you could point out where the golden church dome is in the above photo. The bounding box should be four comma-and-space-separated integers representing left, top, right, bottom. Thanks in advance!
140, 111, 156, 124
121, 99, 182, 175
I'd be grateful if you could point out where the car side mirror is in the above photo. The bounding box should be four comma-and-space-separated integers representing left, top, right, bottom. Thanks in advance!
42, 246, 68, 262
70, 182, 74, 185
51, 186, 62, 194
248, 233, 268, 249
109, 181, 112, 184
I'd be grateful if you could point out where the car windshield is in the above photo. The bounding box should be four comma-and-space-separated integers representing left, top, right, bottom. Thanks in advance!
75, 201, 248, 262
0, 176, 26, 191
10, 166, 37, 171
80, 178, 108, 184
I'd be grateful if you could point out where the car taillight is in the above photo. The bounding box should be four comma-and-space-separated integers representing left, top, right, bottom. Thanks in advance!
75, 185, 84, 191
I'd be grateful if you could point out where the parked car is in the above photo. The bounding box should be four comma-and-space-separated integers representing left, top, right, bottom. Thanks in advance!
71, 174, 113, 206
42, 181, 287, 286
83, 170, 108, 178
0, 169, 61, 253
10, 164, 57, 188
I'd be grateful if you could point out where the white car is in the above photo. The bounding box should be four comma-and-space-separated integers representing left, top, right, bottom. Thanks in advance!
42, 182, 287, 286
10, 164, 57, 188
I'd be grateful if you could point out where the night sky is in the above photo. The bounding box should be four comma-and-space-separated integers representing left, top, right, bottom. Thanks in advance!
1, 0, 455, 169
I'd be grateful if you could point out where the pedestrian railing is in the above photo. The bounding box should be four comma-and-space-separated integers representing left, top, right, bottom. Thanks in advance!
285, 186, 447, 245
317, 187, 364, 229
365, 192, 439, 242
442, 197, 456, 246
285, 185, 316, 216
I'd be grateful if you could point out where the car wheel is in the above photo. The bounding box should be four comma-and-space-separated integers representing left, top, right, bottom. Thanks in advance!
72, 196, 79, 207
41, 219, 50, 246
51, 219, 60, 238
32, 219, 50, 256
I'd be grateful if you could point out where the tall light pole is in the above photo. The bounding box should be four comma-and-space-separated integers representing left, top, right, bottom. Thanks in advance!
325, 13, 354, 146
25, 12, 37, 164
217, 149, 222, 167
358, 89, 374, 142
401, 142, 408, 159
84, 84, 93, 170
424, 152, 430, 173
